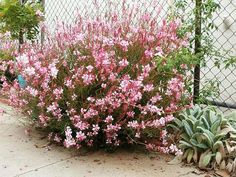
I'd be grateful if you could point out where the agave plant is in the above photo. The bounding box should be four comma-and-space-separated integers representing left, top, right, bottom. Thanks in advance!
169, 105, 236, 173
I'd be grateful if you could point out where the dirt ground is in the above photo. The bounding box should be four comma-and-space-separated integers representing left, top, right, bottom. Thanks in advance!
0, 101, 209, 177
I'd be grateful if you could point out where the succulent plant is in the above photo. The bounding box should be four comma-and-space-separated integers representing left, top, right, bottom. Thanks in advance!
169, 105, 236, 173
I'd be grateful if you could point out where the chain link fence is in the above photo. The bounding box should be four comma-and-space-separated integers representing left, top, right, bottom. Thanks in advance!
42, 0, 236, 112
201, 0, 236, 112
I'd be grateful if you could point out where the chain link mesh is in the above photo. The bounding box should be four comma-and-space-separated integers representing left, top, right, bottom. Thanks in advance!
43, 0, 236, 112
201, 0, 236, 112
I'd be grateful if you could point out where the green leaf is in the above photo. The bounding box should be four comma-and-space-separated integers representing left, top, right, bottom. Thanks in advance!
210, 119, 221, 134
202, 132, 214, 147
214, 133, 227, 142
174, 118, 183, 128
193, 105, 201, 118
201, 116, 210, 130
192, 132, 204, 143
190, 138, 208, 149
167, 124, 180, 131
215, 151, 222, 165
186, 117, 195, 127
193, 120, 202, 132
187, 149, 194, 163
193, 148, 198, 163
219, 126, 235, 136
180, 133, 190, 142
199, 150, 212, 169
196, 126, 214, 147
213, 141, 224, 152
179, 140, 193, 149
183, 120, 193, 137
183, 149, 191, 160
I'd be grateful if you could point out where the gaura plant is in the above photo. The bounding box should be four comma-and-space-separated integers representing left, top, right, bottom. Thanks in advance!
0, 32, 18, 85
2, 0, 197, 152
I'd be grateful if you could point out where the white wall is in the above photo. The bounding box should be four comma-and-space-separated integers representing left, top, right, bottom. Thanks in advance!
201, 0, 236, 106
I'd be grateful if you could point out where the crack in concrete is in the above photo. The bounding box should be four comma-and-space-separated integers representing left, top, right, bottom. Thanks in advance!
14, 156, 75, 177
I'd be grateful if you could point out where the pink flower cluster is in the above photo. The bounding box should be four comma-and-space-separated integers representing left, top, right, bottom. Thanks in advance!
0, 32, 18, 63
1, 1, 194, 153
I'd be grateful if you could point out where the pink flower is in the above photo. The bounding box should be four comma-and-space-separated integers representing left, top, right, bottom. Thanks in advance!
143, 84, 154, 92
76, 131, 86, 141
24, 67, 35, 76
119, 58, 129, 67
64, 138, 76, 148
152, 117, 166, 127
71, 94, 77, 100
26, 86, 38, 97
127, 120, 139, 129
0, 109, 5, 114
101, 83, 107, 88
64, 79, 74, 88
180, 64, 187, 69
36, 10, 44, 17
135, 132, 141, 138
144, 104, 163, 115
165, 115, 175, 122
109, 73, 117, 82
53, 88, 63, 99
49, 63, 58, 78
74, 121, 89, 130
127, 111, 135, 118
92, 124, 100, 135
87, 97, 95, 102
64, 126, 76, 148
86, 65, 94, 72
154, 46, 163, 57
83, 108, 98, 119
82, 74, 94, 85
120, 40, 129, 48
150, 94, 162, 104
16, 54, 29, 65
144, 50, 153, 58
47, 102, 58, 113
104, 115, 114, 123
142, 64, 151, 77
54, 134, 62, 143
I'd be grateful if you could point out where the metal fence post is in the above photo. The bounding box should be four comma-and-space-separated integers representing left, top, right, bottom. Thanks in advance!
41, 0, 45, 46
18, 0, 27, 51
193, 0, 202, 103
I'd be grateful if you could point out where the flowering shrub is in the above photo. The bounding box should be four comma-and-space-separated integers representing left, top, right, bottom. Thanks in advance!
0, 32, 18, 85
2, 1, 197, 153
0, 32, 17, 61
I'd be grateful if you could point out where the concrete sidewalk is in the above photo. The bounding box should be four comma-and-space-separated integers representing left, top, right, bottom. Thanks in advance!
0, 102, 206, 177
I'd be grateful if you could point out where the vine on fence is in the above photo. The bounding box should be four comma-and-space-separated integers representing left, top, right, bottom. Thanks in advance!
169, 0, 223, 104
